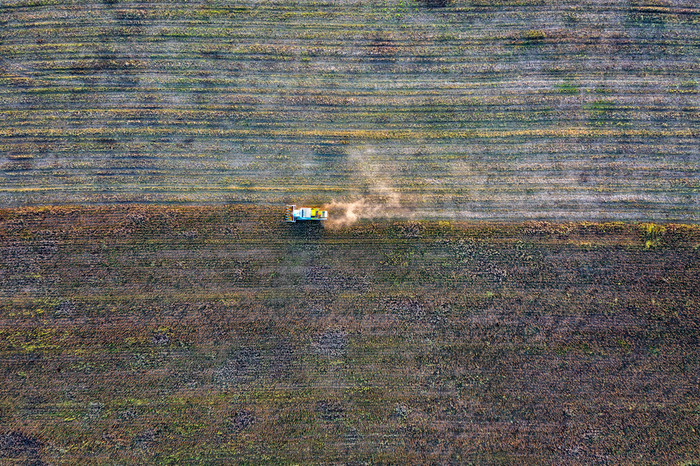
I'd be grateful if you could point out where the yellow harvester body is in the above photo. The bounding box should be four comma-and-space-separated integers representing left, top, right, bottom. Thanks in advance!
285, 205, 328, 223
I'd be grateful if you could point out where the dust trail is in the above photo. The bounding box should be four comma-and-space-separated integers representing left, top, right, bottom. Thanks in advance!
322, 147, 416, 228
323, 184, 406, 228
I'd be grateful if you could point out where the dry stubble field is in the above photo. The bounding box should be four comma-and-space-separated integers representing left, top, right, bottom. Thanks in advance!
0, 0, 698, 220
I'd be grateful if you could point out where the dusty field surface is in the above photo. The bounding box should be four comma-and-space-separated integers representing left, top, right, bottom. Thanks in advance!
1, 0, 698, 220
0, 205, 698, 463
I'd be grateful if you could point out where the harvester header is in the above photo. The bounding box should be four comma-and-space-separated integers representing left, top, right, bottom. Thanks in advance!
285, 205, 328, 223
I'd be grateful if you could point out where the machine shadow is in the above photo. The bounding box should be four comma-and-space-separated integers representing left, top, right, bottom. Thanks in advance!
286, 220, 325, 240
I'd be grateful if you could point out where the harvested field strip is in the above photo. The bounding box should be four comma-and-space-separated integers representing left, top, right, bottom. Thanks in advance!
1, 0, 697, 218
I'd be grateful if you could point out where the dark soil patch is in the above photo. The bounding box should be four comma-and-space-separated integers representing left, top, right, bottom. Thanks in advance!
0, 431, 42, 458
312, 330, 348, 358
227, 410, 255, 433
316, 401, 345, 421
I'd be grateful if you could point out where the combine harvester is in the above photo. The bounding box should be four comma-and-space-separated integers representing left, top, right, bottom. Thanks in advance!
285, 205, 328, 223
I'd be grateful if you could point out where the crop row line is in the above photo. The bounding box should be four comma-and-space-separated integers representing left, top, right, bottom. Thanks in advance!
0, 126, 693, 139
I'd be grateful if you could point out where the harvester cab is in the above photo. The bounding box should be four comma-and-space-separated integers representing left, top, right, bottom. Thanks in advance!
285, 205, 328, 223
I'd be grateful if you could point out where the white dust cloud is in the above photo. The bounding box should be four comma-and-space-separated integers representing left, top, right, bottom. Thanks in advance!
321, 148, 420, 228
323, 184, 407, 228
